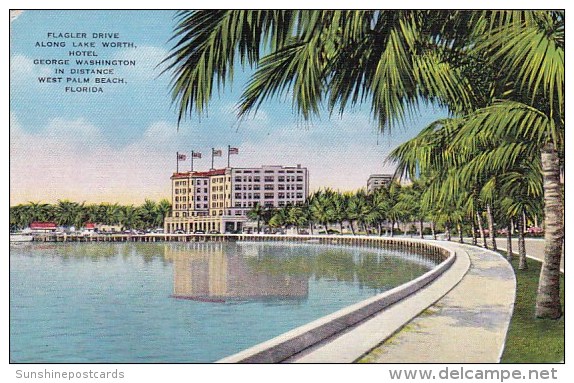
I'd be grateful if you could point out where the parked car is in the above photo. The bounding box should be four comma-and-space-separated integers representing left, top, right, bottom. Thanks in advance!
208, 230, 220, 234
194, 230, 205, 234
527, 226, 544, 234
174, 230, 185, 234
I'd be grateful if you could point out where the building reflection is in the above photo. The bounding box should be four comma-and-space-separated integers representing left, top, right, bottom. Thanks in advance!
164, 243, 309, 302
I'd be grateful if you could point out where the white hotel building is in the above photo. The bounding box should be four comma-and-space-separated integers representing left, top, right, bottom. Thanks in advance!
164, 165, 309, 234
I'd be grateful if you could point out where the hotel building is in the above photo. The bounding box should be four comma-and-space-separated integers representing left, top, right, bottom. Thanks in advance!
164, 165, 309, 234
367, 173, 393, 193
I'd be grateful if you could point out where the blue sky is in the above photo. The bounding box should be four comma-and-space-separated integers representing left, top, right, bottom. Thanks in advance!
10, 10, 448, 204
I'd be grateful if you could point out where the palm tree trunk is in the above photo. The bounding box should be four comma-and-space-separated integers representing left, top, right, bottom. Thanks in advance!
257, 217, 261, 234
486, 203, 497, 251
506, 221, 513, 262
445, 223, 451, 241
390, 220, 395, 237
517, 212, 527, 270
471, 214, 477, 245
419, 219, 424, 239
378, 223, 382, 236
457, 222, 463, 243
350, 221, 356, 235
535, 143, 564, 319
476, 211, 488, 248
431, 221, 436, 240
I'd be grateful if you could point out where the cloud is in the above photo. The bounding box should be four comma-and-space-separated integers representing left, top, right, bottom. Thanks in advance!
10, 55, 51, 83
10, 115, 180, 204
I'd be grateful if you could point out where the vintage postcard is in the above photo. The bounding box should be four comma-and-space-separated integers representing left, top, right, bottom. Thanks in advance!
9, 8, 564, 379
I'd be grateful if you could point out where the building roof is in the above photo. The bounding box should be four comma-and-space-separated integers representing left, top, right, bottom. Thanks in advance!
171, 169, 226, 179
85, 223, 95, 229
30, 222, 57, 229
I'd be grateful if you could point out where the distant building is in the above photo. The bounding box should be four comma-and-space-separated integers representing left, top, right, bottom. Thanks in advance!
367, 174, 393, 193
29, 222, 57, 233
164, 165, 309, 234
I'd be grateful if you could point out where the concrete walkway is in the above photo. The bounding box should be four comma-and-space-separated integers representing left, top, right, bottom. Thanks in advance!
289, 242, 516, 363
361, 243, 516, 363
491, 238, 564, 272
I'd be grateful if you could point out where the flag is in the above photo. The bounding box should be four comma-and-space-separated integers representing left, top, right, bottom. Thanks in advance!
229, 147, 239, 155
212, 149, 222, 157
193, 152, 202, 158
177, 153, 187, 161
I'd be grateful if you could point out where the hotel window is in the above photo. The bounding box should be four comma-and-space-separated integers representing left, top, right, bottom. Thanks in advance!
254, 177, 260, 182
235, 177, 242, 182
264, 170, 274, 173
196, 204, 201, 209
203, 180, 208, 185
296, 176, 303, 182
297, 185, 303, 190
203, 196, 208, 201
278, 185, 285, 190
264, 184, 274, 190
254, 193, 260, 199
197, 188, 201, 193
278, 176, 285, 182
264, 193, 274, 199
297, 193, 303, 198
203, 204, 208, 208
235, 193, 242, 199
204, 188, 208, 193
278, 193, 285, 198
253, 185, 260, 190
235, 185, 241, 190
264, 176, 274, 182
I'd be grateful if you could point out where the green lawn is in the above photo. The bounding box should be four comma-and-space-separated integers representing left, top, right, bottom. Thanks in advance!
501, 253, 565, 363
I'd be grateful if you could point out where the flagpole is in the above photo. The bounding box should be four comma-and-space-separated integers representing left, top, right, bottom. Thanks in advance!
211, 148, 214, 170
176, 151, 179, 173
191, 150, 194, 172
227, 145, 230, 168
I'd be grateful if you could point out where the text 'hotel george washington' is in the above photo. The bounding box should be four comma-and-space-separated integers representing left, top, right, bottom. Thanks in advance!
164, 165, 309, 234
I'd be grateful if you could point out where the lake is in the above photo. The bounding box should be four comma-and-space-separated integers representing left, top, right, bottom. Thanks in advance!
10, 241, 438, 363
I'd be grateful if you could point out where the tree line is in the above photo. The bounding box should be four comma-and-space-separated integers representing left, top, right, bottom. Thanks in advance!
9, 199, 172, 231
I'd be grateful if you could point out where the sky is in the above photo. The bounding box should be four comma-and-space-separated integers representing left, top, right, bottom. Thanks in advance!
9, 10, 449, 205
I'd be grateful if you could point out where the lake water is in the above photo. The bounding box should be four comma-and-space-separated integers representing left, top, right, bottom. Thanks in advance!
10, 241, 438, 363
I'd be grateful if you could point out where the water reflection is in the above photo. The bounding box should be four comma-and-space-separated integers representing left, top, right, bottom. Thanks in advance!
164, 243, 309, 302
164, 242, 438, 303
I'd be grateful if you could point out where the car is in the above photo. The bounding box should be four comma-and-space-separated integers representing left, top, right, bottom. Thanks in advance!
527, 226, 544, 234
194, 230, 205, 234
174, 230, 185, 234
208, 230, 220, 234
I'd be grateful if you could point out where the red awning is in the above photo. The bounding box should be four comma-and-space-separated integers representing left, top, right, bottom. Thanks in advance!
30, 222, 57, 229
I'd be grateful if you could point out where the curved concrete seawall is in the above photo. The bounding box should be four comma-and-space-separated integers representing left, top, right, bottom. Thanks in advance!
217, 236, 462, 363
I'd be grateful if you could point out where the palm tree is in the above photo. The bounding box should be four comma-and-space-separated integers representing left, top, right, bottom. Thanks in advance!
288, 206, 307, 233
155, 199, 172, 228
119, 205, 141, 230
247, 202, 265, 234
165, 10, 563, 318
310, 190, 334, 233
54, 200, 83, 228
138, 199, 157, 229
28, 201, 54, 222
